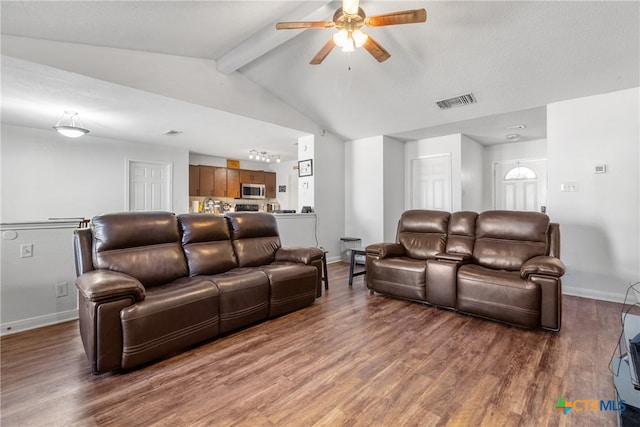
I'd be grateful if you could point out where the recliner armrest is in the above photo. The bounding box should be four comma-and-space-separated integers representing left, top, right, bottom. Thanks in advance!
436, 252, 472, 263
520, 256, 565, 279
366, 243, 405, 259
275, 247, 324, 264
76, 270, 146, 303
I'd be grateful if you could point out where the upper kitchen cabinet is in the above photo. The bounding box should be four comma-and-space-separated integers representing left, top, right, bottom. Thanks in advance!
265, 172, 276, 199
227, 168, 240, 198
189, 165, 200, 196
213, 167, 227, 197
239, 170, 264, 184
191, 166, 227, 197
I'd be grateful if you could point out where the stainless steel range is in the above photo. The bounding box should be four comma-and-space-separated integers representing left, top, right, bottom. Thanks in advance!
234, 203, 259, 212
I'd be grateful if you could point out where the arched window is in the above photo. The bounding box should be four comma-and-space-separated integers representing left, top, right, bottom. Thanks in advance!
504, 166, 536, 180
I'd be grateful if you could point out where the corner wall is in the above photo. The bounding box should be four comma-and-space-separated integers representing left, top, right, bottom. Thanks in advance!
547, 87, 640, 302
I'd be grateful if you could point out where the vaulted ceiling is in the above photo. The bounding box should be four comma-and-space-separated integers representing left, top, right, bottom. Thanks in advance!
2, 1, 639, 161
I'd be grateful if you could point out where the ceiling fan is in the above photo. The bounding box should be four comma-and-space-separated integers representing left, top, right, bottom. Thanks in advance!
276, 0, 427, 65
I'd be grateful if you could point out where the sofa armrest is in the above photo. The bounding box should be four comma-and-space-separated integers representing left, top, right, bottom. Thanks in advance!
76, 270, 146, 303
275, 247, 324, 264
436, 252, 472, 263
520, 256, 566, 280
366, 243, 405, 259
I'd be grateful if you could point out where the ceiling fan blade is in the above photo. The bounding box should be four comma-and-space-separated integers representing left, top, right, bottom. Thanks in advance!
276, 21, 334, 30
310, 38, 337, 65
362, 35, 390, 63
365, 9, 427, 27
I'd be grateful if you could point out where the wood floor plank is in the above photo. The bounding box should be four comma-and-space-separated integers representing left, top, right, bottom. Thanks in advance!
1, 263, 628, 426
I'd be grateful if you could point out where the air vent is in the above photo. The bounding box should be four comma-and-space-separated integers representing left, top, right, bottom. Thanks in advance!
436, 93, 477, 109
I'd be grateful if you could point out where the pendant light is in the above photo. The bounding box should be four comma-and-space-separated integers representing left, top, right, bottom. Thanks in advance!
53, 111, 90, 138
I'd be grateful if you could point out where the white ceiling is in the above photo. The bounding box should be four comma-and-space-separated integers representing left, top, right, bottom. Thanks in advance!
1, 1, 639, 160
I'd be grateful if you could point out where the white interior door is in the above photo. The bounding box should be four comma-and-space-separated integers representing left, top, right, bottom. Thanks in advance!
410, 154, 452, 211
494, 159, 547, 212
128, 160, 172, 212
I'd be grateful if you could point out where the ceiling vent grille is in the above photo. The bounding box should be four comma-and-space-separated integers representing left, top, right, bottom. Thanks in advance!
436, 93, 477, 109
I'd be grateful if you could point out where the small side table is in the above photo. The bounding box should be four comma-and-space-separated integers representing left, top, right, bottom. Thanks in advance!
349, 248, 366, 286
322, 250, 329, 290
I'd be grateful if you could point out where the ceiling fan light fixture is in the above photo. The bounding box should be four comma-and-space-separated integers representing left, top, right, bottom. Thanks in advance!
342, 0, 360, 16
341, 39, 355, 52
53, 110, 89, 138
352, 29, 368, 47
333, 29, 349, 47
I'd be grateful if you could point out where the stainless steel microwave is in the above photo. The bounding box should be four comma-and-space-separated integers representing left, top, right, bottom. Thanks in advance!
240, 183, 265, 199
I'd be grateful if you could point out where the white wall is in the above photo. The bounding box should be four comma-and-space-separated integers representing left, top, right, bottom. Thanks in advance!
314, 132, 345, 261
383, 136, 405, 242
345, 136, 385, 247
461, 135, 484, 212
1, 124, 189, 222
482, 139, 547, 211
547, 87, 640, 302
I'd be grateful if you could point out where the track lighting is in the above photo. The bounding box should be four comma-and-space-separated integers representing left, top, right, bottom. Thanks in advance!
249, 150, 281, 163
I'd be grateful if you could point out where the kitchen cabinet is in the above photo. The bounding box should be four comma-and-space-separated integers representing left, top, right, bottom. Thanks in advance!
189, 165, 200, 196
227, 168, 240, 198
199, 166, 214, 197
265, 172, 276, 198
213, 167, 227, 197
240, 169, 264, 184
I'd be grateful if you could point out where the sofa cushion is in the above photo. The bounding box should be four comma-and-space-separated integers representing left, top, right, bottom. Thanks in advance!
397, 210, 449, 260
207, 268, 270, 334
445, 211, 477, 255
226, 212, 281, 267
119, 276, 220, 369
92, 212, 188, 287
259, 263, 317, 317
368, 257, 427, 301
457, 264, 541, 328
178, 214, 237, 276
473, 211, 550, 271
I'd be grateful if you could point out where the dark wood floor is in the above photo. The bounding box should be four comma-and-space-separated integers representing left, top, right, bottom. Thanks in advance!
0, 263, 626, 426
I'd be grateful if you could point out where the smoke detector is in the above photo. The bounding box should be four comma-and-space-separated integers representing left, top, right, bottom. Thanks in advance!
436, 93, 477, 109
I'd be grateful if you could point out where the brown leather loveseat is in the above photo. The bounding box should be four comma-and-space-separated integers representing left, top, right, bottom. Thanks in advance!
73, 211, 324, 374
366, 210, 564, 331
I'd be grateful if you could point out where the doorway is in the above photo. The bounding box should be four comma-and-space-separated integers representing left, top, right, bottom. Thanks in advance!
493, 159, 547, 212
127, 160, 172, 212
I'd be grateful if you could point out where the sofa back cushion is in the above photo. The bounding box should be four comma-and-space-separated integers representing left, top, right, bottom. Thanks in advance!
92, 211, 188, 287
445, 211, 478, 255
473, 210, 550, 271
178, 214, 238, 276
225, 212, 281, 267
396, 210, 450, 260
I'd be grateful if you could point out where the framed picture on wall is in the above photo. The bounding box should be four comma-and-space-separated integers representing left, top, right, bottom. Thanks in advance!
298, 159, 313, 177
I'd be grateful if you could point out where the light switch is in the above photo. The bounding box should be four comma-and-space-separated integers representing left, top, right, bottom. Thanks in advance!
560, 183, 579, 192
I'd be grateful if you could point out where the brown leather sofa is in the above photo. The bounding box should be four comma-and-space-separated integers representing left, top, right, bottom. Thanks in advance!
366, 210, 565, 331
73, 211, 324, 374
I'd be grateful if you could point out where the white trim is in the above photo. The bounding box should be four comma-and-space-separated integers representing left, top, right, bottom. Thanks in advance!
125, 159, 173, 212
1, 309, 78, 336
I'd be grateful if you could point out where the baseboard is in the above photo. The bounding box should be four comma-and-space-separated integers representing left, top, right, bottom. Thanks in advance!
1, 309, 79, 336
326, 256, 343, 264
563, 286, 628, 304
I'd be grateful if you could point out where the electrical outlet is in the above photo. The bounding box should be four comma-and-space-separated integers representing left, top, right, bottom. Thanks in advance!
55, 282, 68, 298
20, 243, 33, 258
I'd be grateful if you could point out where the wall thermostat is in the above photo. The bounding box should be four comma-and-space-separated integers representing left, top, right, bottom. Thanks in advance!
594, 164, 607, 174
